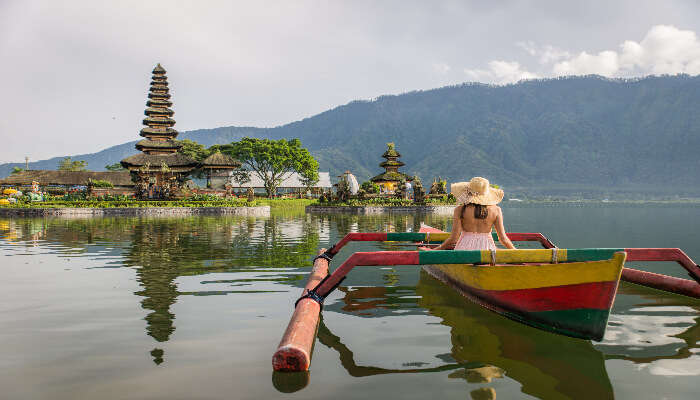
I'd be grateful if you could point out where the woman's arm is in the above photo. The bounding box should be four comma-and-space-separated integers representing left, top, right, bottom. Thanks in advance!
494, 206, 516, 249
431, 207, 463, 250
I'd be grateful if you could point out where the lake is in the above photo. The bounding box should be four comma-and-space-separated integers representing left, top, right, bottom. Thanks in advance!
1, 205, 699, 399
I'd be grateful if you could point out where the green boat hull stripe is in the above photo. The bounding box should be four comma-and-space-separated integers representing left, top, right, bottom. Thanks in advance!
567, 249, 622, 262
418, 248, 623, 264
506, 308, 611, 341
419, 250, 483, 264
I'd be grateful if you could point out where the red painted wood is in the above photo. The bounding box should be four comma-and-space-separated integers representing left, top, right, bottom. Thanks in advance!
272, 249, 330, 372
468, 281, 619, 312
419, 225, 443, 233
315, 251, 420, 296
625, 248, 700, 283
332, 232, 387, 254
506, 233, 556, 249
622, 267, 700, 299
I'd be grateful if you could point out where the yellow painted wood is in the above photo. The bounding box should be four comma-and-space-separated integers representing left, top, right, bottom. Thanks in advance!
479, 249, 569, 263
424, 232, 450, 242
434, 252, 626, 291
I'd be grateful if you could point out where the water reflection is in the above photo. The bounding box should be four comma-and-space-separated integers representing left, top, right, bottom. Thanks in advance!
320, 271, 615, 399
0, 216, 322, 365
601, 284, 700, 371
1, 208, 700, 399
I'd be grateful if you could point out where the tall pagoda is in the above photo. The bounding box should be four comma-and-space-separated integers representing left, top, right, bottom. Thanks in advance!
121, 64, 198, 198
370, 142, 412, 193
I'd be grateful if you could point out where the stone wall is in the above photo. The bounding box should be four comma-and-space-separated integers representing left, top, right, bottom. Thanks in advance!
306, 205, 456, 214
0, 206, 270, 217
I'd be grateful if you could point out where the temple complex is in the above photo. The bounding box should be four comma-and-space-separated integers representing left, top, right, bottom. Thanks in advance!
370, 142, 412, 193
121, 64, 198, 198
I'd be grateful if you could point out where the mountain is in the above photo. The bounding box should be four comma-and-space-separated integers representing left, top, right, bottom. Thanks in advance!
2, 75, 700, 197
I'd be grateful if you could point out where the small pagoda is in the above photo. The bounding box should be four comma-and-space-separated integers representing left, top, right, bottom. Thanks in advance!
121, 64, 198, 198
370, 142, 412, 193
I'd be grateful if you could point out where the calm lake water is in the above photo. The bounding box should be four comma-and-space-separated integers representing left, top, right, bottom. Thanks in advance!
1, 205, 699, 399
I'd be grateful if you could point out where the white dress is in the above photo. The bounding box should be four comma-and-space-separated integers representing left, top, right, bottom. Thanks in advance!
454, 232, 497, 251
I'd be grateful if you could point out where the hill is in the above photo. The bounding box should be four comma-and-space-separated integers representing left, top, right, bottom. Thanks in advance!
2, 75, 699, 198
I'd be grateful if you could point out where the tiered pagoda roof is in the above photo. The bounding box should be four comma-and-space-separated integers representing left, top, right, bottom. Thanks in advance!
121, 64, 197, 171
370, 142, 412, 183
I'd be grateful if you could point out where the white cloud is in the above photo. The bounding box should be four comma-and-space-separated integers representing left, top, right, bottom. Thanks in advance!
553, 50, 619, 76
471, 25, 700, 83
464, 60, 538, 84
554, 25, 700, 76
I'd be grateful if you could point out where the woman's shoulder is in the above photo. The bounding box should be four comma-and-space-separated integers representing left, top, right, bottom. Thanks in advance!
488, 204, 502, 214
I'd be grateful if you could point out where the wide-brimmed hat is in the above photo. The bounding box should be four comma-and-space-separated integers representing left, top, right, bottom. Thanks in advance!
451, 177, 503, 205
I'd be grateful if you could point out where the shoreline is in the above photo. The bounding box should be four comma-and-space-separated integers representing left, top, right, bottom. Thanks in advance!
0, 206, 270, 217
306, 205, 457, 214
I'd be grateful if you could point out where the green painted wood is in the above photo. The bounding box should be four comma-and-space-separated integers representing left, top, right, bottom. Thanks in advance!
418, 250, 483, 265
386, 232, 427, 242
566, 249, 623, 262
515, 308, 611, 341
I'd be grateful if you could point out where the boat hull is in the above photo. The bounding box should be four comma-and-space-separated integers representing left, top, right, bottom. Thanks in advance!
422, 252, 626, 341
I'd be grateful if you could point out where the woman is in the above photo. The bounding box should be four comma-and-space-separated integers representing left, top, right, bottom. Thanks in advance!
429, 177, 515, 251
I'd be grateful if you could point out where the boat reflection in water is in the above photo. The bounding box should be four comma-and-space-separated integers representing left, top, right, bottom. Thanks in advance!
320, 270, 614, 399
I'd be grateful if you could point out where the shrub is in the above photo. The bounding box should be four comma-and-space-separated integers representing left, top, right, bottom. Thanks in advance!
89, 179, 114, 188
360, 181, 381, 194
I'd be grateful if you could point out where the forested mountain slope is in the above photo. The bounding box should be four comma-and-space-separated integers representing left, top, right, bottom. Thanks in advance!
3, 75, 699, 196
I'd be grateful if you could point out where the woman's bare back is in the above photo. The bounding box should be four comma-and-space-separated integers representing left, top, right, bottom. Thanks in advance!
460, 204, 499, 233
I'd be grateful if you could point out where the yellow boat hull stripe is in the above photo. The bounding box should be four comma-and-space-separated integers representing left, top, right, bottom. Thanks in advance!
431, 252, 626, 291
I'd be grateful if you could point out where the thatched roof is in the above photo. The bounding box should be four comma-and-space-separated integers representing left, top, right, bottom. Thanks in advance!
135, 139, 182, 151
120, 153, 198, 168
147, 99, 172, 107
153, 63, 166, 74
0, 170, 134, 187
379, 160, 405, 168
382, 143, 401, 158
144, 107, 174, 116
201, 151, 241, 169
140, 127, 178, 137
143, 116, 175, 126
370, 171, 412, 183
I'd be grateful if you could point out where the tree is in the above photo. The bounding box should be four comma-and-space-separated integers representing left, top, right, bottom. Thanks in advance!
105, 163, 125, 171
299, 169, 319, 196
179, 139, 209, 162
231, 169, 251, 189
58, 157, 88, 171
222, 137, 318, 198
11, 167, 23, 174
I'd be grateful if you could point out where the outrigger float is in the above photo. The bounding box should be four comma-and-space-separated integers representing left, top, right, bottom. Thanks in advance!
273, 228, 700, 372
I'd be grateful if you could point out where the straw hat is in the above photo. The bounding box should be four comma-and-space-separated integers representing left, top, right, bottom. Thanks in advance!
451, 177, 503, 205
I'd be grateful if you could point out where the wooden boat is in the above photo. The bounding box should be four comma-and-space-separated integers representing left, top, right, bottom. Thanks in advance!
273, 229, 699, 372
418, 225, 625, 341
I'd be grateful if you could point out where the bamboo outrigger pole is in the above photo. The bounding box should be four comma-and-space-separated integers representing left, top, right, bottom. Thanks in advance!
272, 249, 330, 372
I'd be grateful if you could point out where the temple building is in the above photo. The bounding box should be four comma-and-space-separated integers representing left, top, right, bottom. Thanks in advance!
121, 64, 198, 198
201, 151, 241, 189
370, 142, 412, 193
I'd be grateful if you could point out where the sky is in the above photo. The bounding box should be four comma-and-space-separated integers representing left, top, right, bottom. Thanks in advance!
1, 0, 700, 164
